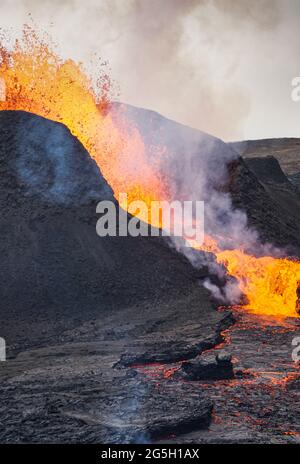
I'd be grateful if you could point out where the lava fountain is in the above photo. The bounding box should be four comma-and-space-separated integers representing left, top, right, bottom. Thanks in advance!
0, 26, 169, 227
0, 27, 300, 318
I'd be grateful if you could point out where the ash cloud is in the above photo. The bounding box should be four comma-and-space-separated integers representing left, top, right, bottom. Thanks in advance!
1, 0, 296, 140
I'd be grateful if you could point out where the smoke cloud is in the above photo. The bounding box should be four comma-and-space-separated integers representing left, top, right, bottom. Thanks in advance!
1, 0, 300, 140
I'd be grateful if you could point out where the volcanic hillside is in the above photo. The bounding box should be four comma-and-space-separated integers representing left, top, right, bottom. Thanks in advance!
230, 138, 300, 176
230, 138, 300, 251
2, 108, 300, 348
0, 110, 219, 352
231, 138, 300, 190
0, 109, 237, 443
0, 110, 299, 443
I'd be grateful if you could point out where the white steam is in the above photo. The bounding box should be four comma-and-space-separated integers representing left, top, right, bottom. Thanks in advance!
1, 0, 300, 140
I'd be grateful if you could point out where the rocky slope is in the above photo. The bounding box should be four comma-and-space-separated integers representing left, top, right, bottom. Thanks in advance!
229, 138, 300, 252
230, 138, 300, 176
230, 138, 300, 189
0, 109, 299, 443
0, 110, 220, 351
0, 110, 230, 443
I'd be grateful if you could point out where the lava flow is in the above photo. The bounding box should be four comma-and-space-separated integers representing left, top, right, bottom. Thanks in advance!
1, 27, 300, 319
216, 250, 300, 318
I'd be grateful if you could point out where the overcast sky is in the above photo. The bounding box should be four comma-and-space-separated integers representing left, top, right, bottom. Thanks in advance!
0, 0, 300, 141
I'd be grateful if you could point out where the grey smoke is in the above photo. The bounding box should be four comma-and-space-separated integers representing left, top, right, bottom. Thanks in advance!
110, 102, 285, 305
2, 0, 300, 140
203, 278, 242, 305
110, 102, 260, 250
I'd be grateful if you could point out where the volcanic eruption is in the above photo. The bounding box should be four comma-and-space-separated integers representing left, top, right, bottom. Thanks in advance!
0, 26, 300, 319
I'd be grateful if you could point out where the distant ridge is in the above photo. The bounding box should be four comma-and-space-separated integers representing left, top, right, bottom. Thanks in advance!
229, 138, 300, 176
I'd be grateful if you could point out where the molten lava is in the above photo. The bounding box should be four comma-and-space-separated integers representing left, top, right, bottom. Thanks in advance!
216, 250, 300, 318
0, 27, 300, 318
0, 26, 169, 227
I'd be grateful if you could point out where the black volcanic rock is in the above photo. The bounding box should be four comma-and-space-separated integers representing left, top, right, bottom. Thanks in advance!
0, 110, 113, 206
176, 352, 234, 381
245, 156, 289, 184
0, 365, 213, 443
230, 138, 300, 176
224, 157, 300, 254
289, 172, 300, 187
228, 139, 300, 253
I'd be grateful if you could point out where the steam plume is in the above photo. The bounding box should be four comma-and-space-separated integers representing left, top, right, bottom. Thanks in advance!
0, 0, 294, 140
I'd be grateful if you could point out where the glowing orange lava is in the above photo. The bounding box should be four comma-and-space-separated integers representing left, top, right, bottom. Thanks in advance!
0, 26, 169, 227
0, 27, 299, 318
216, 250, 300, 318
